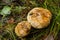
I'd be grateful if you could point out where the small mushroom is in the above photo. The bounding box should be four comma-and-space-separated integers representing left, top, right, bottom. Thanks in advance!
15, 21, 31, 37
27, 7, 52, 29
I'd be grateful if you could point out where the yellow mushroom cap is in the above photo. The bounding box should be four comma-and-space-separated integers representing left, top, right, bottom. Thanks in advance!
27, 7, 52, 29
15, 21, 31, 37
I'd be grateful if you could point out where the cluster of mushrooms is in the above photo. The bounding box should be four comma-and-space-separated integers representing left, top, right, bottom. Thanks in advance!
15, 7, 52, 37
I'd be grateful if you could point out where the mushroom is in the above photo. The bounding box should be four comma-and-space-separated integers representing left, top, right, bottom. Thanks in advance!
27, 7, 52, 29
15, 21, 31, 37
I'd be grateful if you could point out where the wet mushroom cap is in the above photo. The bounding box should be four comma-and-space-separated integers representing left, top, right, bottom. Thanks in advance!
27, 7, 52, 29
15, 21, 31, 37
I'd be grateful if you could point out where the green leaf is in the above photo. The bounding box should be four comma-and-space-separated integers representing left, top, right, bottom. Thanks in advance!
0, 6, 11, 16
12, 6, 26, 14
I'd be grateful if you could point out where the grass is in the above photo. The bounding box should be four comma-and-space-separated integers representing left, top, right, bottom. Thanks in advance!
0, 0, 60, 40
